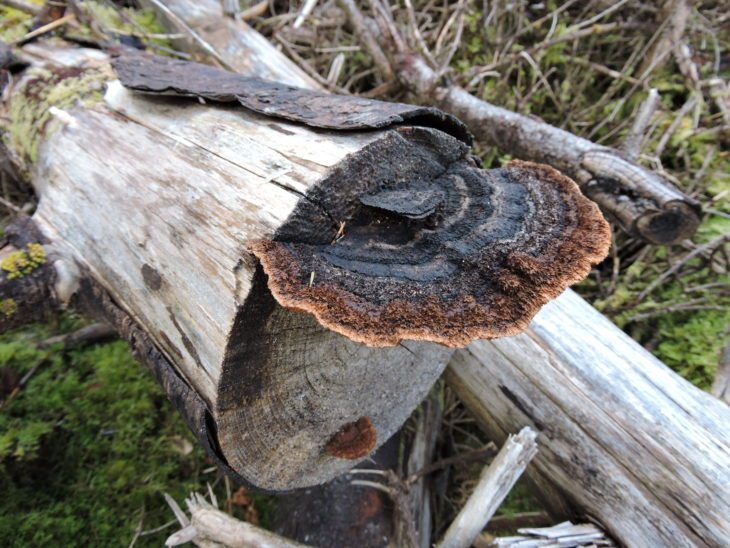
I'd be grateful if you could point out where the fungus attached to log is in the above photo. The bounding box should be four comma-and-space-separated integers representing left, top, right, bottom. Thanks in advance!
325, 416, 377, 460
250, 146, 611, 347
111, 52, 610, 348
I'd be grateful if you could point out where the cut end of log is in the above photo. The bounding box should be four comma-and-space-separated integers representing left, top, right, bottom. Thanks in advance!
250, 160, 611, 348
635, 201, 701, 245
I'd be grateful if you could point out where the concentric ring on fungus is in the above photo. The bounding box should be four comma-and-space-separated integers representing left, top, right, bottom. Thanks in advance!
249, 159, 611, 348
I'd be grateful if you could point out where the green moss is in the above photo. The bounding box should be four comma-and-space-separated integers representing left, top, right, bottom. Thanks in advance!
0, 321, 278, 546
0, 299, 17, 318
76, 1, 171, 51
1, 243, 46, 280
0, 5, 35, 43
4, 64, 112, 173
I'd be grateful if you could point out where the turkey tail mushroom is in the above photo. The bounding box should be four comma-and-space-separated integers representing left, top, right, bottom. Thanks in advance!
250, 135, 611, 348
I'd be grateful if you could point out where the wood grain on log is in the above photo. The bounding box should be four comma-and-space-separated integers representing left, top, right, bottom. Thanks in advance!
446, 289, 730, 547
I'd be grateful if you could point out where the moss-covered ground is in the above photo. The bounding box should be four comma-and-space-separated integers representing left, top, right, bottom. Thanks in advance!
0, 0, 727, 544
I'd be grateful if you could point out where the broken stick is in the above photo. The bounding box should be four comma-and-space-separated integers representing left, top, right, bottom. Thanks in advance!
436, 428, 538, 548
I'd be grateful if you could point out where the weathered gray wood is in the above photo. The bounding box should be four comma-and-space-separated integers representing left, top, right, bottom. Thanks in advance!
437, 428, 538, 548
6, 44, 452, 491
446, 289, 730, 547
166, 493, 309, 547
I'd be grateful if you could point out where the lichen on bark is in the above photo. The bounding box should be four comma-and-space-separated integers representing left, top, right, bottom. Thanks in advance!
3, 61, 113, 174
1, 242, 46, 280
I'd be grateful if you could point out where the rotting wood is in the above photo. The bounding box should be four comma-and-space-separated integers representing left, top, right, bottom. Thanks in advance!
3, 44, 449, 491
109, 51, 609, 349
436, 427, 538, 548
136, 4, 728, 544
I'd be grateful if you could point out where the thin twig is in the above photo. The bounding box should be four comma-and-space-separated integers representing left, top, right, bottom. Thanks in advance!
11, 14, 76, 45
406, 443, 498, 484
637, 233, 729, 301
293, 0, 318, 29
623, 88, 660, 160
143, 0, 233, 71
336, 0, 393, 82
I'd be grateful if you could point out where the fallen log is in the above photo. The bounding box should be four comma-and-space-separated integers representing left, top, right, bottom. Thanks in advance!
5, 45, 451, 491
446, 289, 730, 547
141, 4, 730, 545
2, 42, 605, 492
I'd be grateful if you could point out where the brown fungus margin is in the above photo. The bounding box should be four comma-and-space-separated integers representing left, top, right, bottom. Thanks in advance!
249, 160, 611, 348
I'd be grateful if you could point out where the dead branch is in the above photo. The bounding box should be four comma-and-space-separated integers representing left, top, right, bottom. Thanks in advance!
165, 492, 309, 547
436, 428, 538, 548
348, 0, 702, 245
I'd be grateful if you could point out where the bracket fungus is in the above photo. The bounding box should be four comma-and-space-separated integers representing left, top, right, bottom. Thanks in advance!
113, 52, 611, 349
250, 154, 611, 347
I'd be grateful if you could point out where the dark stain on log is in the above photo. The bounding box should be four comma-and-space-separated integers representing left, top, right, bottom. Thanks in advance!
158, 330, 184, 362
217, 266, 278, 412
250, 128, 611, 347
111, 50, 472, 144
167, 307, 204, 369
499, 384, 545, 432
267, 122, 296, 135
141, 263, 163, 290
325, 416, 377, 459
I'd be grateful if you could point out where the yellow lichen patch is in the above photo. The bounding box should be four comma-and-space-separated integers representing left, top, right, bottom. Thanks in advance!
4, 62, 115, 174
0, 298, 17, 318
1, 243, 47, 280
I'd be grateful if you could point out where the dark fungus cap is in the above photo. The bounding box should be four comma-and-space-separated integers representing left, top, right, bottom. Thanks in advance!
250, 160, 611, 348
